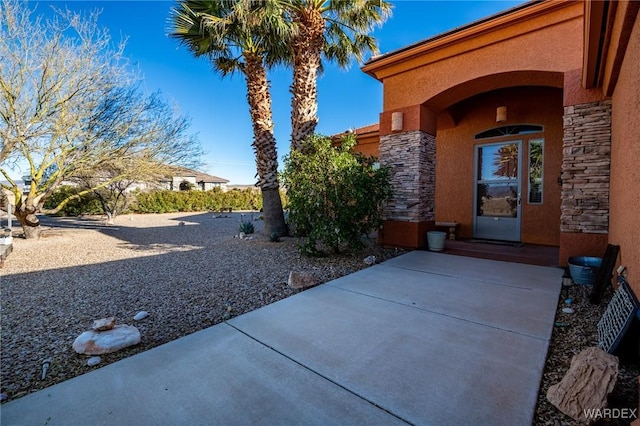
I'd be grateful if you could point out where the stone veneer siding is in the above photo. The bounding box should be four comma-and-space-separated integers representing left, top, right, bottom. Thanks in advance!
379, 130, 436, 222
561, 100, 612, 233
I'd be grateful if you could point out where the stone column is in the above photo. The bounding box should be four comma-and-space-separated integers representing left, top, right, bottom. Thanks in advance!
379, 130, 436, 222
560, 100, 611, 261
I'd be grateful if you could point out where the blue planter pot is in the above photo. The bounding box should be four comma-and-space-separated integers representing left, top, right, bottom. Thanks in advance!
568, 256, 602, 286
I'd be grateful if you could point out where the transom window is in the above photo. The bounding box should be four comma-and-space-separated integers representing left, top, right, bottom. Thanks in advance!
475, 124, 543, 140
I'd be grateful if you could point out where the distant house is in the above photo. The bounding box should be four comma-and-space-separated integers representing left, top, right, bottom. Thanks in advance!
16, 167, 229, 196
160, 167, 229, 192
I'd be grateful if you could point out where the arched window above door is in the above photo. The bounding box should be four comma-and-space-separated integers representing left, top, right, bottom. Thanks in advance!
475, 124, 543, 139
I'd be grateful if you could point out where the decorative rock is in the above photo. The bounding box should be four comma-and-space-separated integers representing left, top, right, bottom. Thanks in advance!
287, 271, 320, 290
91, 317, 116, 331
72, 325, 141, 355
546, 347, 619, 422
133, 311, 149, 321
363, 255, 376, 266
565, 298, 573, 304
87, 356, 101, 367
0, 392, 7, 402
562, 307, 575, 314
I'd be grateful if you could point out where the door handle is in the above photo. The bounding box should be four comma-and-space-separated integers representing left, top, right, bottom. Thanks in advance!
518, 193, 522, 205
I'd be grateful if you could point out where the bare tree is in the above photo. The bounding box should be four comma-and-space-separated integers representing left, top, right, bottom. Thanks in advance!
0, 0, 202, 238
72, 157, 174, 225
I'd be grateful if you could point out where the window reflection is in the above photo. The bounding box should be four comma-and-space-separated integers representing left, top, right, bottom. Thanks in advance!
478, 144, 519, 180
528, 139, 543, 204
477, 183, 518, 217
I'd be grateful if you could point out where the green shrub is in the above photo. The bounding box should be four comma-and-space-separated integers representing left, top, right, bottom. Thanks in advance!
238, 221, 255, 234
281, 134, 393, 255
269, 232, 281, 242
42, 186, 103, 216
134, 188, 264, 213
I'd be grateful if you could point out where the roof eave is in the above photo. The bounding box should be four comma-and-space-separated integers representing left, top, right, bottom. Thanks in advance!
362, 0, 568, 81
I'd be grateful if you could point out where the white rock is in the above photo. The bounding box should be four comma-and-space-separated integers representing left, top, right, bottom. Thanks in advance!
72, 325, 141, 355
562, 307, 575, 314
87, 356, 101, 367
133, 311, 149, 321
363, 255, 376, 266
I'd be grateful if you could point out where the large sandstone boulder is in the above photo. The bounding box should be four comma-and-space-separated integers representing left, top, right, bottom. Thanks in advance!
288, 271, 320, 290
73, 325, 141, 355
547, 346, 619, 422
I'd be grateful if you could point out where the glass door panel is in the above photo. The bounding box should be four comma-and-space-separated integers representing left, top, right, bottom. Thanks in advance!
474, 142, 522, 241
476, 183, 519, 217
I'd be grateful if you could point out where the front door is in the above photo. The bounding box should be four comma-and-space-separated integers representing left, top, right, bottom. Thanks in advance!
474, 141, 522, 241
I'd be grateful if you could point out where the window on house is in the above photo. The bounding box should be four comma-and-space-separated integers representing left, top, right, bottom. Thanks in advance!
475, 124, 543, 139
528, 139, 544, 204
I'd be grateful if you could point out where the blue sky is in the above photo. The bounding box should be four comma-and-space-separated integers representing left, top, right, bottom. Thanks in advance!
30, 0, 525, 185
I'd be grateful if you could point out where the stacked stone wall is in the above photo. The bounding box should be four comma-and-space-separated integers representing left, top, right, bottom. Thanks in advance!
379, 130, 435, 222
561, 100, 611, 233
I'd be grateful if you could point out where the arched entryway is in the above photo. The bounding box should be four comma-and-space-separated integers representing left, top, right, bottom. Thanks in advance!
434, 86, 564, 246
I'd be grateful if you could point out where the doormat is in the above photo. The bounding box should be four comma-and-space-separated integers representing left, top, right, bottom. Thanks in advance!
465, 239, 524, 247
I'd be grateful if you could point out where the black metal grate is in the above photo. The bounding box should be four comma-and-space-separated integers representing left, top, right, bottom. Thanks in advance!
598, 277, 638, 354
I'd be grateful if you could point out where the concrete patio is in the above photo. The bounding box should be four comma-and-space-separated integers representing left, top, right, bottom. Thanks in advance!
1, 251, 561, 425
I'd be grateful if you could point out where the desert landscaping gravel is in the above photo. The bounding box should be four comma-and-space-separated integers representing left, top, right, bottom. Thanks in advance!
0, 212, 403, 402
1, 211, 638, 424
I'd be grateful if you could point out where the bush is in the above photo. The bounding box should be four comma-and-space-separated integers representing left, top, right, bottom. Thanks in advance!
134, 188, 264, 213
42, 186, 103, 216
238, 221, 255, 234
281, 134, 393, 255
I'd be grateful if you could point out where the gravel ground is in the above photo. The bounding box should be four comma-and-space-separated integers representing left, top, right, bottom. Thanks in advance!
533, 284, 639, 425
1, 212, 638, 424
0, 212, 403, 402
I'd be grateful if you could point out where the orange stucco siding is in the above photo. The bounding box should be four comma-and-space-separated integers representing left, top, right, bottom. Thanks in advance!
435, 87, 563, 245
369, 2, 583, 113
350, 132, 379, 157
609, 9, 640, 294
354, 0, 638, 265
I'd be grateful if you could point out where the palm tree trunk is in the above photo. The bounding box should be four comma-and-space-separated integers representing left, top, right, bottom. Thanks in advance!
243, 52, 287, 237
290, 8, 325, 151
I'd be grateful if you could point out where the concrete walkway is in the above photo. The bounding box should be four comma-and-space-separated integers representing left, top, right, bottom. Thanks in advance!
1, 252, 561, 425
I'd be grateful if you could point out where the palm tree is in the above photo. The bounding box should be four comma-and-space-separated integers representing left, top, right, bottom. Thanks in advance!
169, 0, 288, 237
284, 0, 392, 151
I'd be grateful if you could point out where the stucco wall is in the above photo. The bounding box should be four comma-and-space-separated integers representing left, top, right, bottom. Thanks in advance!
435, 87, 563, 245
378, 3, 583, 112
351, 134, 379, 157
609, 13, 640, 293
